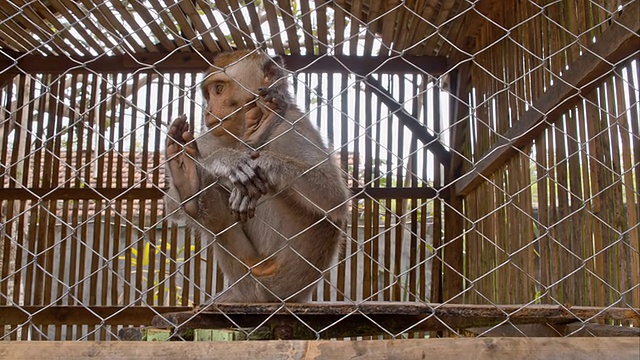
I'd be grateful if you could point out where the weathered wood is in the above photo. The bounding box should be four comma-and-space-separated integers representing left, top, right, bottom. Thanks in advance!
0, 187, 165, 201
466, 322, 640, 338
0, 186, 438, 201
148, 302, 639, 339
0, 306, 191, 325
0, 52, 447, 75
561, 322, 640, 337
364, 76, 451, 164
0, 338, 638, 359
455, 3, 640, 196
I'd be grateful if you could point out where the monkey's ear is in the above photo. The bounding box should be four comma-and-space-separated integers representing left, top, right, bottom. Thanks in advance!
263, 55, 286, 85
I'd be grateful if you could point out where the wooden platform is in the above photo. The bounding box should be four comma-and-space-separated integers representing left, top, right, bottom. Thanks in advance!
150, 302, 640, 339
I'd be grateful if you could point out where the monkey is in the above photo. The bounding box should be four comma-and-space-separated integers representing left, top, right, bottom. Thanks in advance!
164, 50, 350, 303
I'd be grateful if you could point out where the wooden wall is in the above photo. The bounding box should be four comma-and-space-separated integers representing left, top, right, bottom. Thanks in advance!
458, 0, 639, 312
0, 70, 445, 339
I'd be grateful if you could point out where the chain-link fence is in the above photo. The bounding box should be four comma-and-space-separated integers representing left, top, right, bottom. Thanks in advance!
0, 0, 638, 343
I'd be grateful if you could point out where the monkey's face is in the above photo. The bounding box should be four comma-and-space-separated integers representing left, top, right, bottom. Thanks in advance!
202, 53, 268, 139
202, 75, 257, 138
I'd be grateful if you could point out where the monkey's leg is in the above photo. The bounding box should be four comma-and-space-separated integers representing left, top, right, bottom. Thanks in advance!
190, 182, 276, 303
166, 115, 200, 216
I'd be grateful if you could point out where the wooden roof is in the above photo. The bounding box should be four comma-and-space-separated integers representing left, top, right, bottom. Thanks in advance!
0, 0, 488, 74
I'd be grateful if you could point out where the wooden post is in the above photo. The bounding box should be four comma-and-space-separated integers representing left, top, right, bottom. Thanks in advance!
442, 65, 472, 304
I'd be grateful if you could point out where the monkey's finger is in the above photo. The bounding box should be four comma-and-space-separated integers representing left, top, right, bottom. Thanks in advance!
234, 163, 266, 195
258, 87, 269, 97
254, 167, 270, 194
238, 195, 255, 222
229, 196, 242, 222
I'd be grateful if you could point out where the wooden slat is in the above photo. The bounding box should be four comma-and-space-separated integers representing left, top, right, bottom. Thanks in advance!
163, 1, 205, 52
46, 0, 119, 54
316, 0, 329, 55
16, 1, 100, 55
455, 3, 640, 196
262, 0, 285, 53
12, 0, 86, 56
76, 0, 144, 53
277, 0, 300, 54
180, 0, 228, 52
146, 1, 191, 52
0, 52, 447, 75
110, 0, 159, 52
211, 0, 249, 49
297, 0, 316, 53
127, 0, 178, 52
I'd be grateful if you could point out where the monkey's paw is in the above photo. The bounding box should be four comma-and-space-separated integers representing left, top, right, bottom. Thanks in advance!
258, 87, 288, 115
229, 187, 260, 222
226, 155, 269, 196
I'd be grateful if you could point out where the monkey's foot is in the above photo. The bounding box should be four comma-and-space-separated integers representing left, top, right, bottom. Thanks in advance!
245, 257, 279, 277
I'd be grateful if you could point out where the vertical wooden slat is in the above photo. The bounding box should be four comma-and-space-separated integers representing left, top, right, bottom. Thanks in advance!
615, 70, 637, 311
349, 76, 361, 301
392, 75, 406, 301
585, 89, 606, 307
1, 75, 20, 313
27, 74, 48, 308
604, 77, 626, 308
336, 73, 349, 302
57, 74, 79, 312
362, 76, 372, 300
619, 62, 640, 315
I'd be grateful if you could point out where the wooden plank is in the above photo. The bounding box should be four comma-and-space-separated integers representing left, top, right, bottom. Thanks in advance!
145, 302, 640, 339
262, 0, 285, 53
0, 52, 447, 75
0, 186, 439, 202
455, 3, 640, 196
0, 338, 638, 360
0, 306, 190, 325
0, 187, 165, 200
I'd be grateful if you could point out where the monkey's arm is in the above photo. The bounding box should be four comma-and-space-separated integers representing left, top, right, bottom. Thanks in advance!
252, 151, 350, 225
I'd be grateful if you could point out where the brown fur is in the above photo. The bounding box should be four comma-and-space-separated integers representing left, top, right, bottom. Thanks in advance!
165, 50, 350, 302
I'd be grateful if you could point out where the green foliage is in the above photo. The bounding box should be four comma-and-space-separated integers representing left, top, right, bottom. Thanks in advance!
119, 238, 196, 305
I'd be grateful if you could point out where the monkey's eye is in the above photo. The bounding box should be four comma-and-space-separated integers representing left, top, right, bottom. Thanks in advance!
214, 83, 224, 95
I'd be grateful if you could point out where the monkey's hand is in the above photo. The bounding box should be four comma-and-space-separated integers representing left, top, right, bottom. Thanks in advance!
219, 154, 270, 222
258, 87, 288, 115
166, 115, 200, 216
243, 87, 288, 147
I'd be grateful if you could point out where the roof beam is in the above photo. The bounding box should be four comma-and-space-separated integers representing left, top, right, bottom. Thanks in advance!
455, 3, 640, 196
0, 52, 447, 76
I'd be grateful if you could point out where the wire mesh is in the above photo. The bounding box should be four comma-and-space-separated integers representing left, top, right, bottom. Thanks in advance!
0, 0, 638, 341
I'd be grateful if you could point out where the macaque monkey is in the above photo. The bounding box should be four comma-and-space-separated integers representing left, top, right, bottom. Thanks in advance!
165, 50, 350, 302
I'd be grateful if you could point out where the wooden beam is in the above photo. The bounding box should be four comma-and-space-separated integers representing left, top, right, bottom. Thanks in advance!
0, 187, 164, 201
0, 338, 638, 359
0, 52, 447, 76
455, 3, 640, 196
0, 186, 438, 201
0, 306, 191, 325
364, 76, 451, 164
148, 302, 638, 339
351, 186, 439, 199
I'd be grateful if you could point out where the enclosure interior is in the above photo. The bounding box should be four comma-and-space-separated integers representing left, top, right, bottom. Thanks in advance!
0, 0, 638, 340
